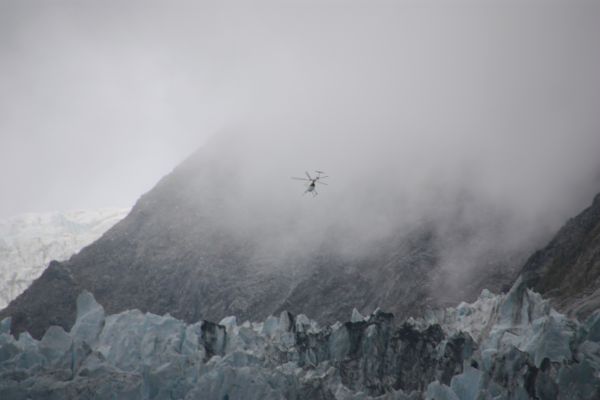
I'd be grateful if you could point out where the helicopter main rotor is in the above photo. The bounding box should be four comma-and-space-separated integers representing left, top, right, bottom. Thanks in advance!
291, 170, 328, 182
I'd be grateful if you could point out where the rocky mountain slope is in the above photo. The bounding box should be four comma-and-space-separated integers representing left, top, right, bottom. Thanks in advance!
0, 148, 540, 340
0, 209, 129, 309
521, 193, 600, 320
1, 281, 598, 399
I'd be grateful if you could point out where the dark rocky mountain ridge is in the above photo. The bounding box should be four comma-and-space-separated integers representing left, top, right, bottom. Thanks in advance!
0, 146, 588, 339
520, 192, 600, 319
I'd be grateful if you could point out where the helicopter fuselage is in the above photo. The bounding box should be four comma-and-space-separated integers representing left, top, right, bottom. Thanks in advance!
292, 171, 326, 196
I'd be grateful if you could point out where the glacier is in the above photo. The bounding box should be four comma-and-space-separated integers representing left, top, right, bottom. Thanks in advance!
1, 280, 599, 400
0, 209, 129, 309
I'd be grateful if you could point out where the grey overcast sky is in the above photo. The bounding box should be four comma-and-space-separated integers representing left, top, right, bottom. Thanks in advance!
1, 0, 600, 219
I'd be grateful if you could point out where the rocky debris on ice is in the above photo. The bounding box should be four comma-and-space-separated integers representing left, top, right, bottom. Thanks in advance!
1, 282, 599, 400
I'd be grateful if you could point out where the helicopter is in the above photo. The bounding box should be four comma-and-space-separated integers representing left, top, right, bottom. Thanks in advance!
291, 170, 328, 196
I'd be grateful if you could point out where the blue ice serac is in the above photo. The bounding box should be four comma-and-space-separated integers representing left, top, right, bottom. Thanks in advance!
1, 281, 600, 399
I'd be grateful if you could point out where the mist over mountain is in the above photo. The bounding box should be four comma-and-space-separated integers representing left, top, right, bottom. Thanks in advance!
2, 125, 599, 340
2, 0, 600, 218
2, 2, 600, 398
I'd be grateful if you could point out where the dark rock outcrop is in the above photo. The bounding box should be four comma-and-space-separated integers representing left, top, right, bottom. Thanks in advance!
521, 193, 600, 319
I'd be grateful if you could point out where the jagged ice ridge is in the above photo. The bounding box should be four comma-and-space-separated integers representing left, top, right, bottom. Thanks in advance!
1, 279, 599, 400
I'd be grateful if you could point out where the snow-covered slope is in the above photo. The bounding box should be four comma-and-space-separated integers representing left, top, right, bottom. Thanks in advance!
1, 280, 598, 399
0, 209, 129, 309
